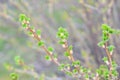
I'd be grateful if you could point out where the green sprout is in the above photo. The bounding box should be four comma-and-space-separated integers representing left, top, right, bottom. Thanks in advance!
47, 46, 54, 52
10, 73, 19, 80
38, 40, 44, 47
19, 14, 30, 28
18, 14, 120, 80
36, 29, 41, 35
14, 56, 23, 65
45, 55, 51, 61
57, 27, 69, 43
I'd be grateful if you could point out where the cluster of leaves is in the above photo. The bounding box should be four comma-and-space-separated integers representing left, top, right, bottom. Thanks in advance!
4, 14, 120, 80
19, 14, 94, 79
4, 56, 23, 80
4, 56, 39, 80
97, 24, 120, 80
57, 27, 69, 44
10, 73, 18, 80
98, 24, 120, 48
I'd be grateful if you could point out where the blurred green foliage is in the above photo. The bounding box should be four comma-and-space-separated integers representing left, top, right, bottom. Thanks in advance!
1, 0, 120, 80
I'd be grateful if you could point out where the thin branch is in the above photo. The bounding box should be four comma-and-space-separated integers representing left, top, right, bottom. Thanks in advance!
104, 42, 112, 77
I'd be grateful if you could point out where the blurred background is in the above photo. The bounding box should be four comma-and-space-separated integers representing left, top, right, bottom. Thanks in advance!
0, 0, 120, 80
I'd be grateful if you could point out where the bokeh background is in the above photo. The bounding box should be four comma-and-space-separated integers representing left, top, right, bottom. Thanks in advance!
0, 0, 120, 80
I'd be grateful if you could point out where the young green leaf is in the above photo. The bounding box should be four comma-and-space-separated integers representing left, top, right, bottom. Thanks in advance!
38, 40, 44, 47
107, 45, 115, 52
45, 55, 51, 61
10, 73, 19, 80
36, 29, 41, 35
64, 52, 70, 57
48, 47, 54, 52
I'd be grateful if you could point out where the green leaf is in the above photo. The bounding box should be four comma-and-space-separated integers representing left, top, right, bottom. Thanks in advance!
28, 31, 33, 36
58, 64, 65, 70
97, 41, 105, 47
58, 27, 66, 32
26, 17, 30, 21
45, 55, 51, 60
85, 74, 89, 78
83, 68, 88, 73
112, 70, 118, 77
10, 73, 19, 80
112, 61, 117, 68
102, 57, 108, 62
36, 29, 41, 35
101, 24, 110, 31
4, 63, 12, 70
72, 69, 77, 74
69, 45, 73, 50
108, 29, 115, 34
58, 40, 65, 45
76, 60, 80, 65
66, 71, 72, 76
102, 31, 108, 36
22, 23, 28, 28
19, 14, 26, 22
19, 14, 30, 22
38, 40, 44, 47
102, 35, 109, 41
64, 52, 70, 57
57, 27, 69, 40
48, 47, 54, 52
108, 45, 115, 52
14, 56, 22, 65
72, 60, 80, 66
